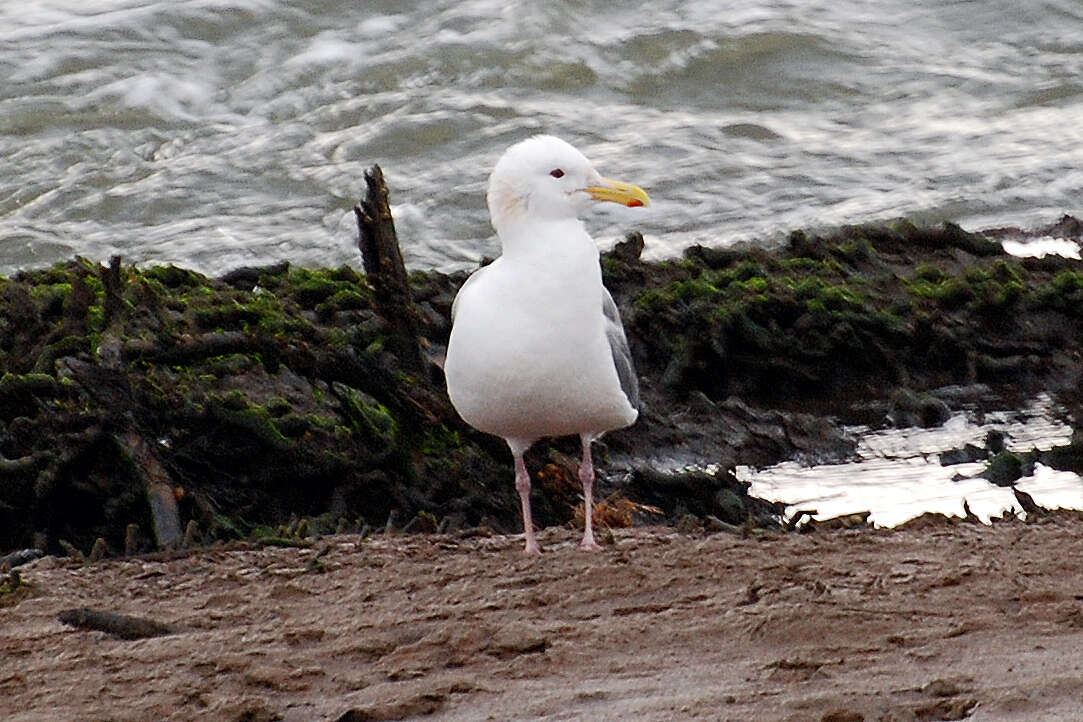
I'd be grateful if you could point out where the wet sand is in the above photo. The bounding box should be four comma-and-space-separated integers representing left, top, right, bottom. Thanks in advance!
5, 518, 1083, 721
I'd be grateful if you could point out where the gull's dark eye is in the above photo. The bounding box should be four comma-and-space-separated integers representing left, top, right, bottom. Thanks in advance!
549, 168, 564, 178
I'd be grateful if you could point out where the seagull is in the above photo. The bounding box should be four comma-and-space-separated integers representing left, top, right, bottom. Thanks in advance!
444, 135, 649, 555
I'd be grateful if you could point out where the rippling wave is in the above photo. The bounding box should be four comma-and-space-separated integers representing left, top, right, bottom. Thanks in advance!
0, 0, 1080, 275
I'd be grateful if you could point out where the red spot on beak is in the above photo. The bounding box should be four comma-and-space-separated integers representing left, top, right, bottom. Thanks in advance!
627, 199, 644, 208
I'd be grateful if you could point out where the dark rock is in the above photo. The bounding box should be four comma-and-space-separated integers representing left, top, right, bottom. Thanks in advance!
713, 488, 747, 522
821, 711, 864, 722
889, 388, 952, 428
1045, 214, 1083, 238
335, 693, 446, 722
401, 512, 438, 534
676, 514, 704, 535
218, 261, 290, 288
622, 466, 782, 528
612, 231, 645, 262
805, 511, 872, 531
1037, 430, 1083, 474
895, 512, 958, 531
88, 537, 108, 562
981, 452, 1024, 487
1012, 487, 1045, 516
984, 429, 1007, 454
939, 444, 988, 466
0, 548, 44, 569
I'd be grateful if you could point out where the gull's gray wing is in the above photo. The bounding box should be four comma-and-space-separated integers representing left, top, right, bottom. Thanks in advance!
602, 287, 639, 409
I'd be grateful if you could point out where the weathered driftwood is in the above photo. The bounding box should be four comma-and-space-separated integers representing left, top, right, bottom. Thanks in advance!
118, 430, 182, 550
58, 608, 176, 640
101, 255, 124, 325
61, 358, 182, 551
354, 165, 424, 374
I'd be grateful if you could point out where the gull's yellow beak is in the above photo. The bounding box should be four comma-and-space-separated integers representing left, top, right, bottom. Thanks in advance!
584, 177, 650, 208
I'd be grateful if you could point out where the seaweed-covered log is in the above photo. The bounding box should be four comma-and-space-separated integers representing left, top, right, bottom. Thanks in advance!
355, 165, 424, 374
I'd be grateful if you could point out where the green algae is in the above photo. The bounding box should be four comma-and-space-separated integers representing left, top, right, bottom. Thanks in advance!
420, 423, 464, 456
143, 264, 206, 289
904, 259, 1027, 313
0, 372, 60, 399
905, 272, 974, 308
194, 302, 268, 331
207, 395, 294, 452
1037, 270, 1083, 315
287, 266, 370, 310
336, 384, 398, 446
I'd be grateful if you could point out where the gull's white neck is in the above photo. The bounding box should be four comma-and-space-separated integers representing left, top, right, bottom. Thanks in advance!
496, 216, 600, 266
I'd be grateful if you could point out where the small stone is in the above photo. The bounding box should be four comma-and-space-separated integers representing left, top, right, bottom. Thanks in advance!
984, 429, 1007, 454
939, 443, 987, 466
124, 523, 140, 556
490, 622, 548, 658
919, 396, 952, 428
182, 520, 200, 549
922, 678, 962, 697
676, 514, 703, 535
822, 711, 864, 722
58, 539, 86, 563
888, 388, 951, 428
88, 538, 108, 562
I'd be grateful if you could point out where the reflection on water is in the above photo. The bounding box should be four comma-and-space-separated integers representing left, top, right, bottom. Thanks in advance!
738, 395, 1081, 527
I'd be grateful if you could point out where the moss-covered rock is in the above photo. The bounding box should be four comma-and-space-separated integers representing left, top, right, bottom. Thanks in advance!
0, 217, 1081, 556
609, 220, 1082, 405
982, 451, 1025, 487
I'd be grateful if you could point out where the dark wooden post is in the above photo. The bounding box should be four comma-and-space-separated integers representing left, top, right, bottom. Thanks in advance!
355, 165, 424, 374
101, 255, 124, 325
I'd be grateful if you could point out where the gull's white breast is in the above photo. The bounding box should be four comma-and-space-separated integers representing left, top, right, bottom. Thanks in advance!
445, 223, 637, 445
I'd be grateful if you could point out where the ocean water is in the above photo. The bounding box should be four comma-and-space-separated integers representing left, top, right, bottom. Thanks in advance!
740, 395, 1082, 528
1, 0, 1081, 277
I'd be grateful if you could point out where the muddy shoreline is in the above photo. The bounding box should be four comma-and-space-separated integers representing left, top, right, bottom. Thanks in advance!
6, 518, 1083, 721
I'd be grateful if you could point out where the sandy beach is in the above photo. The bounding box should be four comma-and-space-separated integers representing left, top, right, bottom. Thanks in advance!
5, 516, 1083, 721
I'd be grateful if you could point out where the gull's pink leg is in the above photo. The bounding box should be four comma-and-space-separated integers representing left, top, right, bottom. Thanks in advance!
514, 452, 541, 555
579, 435, 601, 551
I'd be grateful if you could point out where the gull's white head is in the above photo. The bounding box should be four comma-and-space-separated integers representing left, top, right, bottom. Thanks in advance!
486, 135, 650, 236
